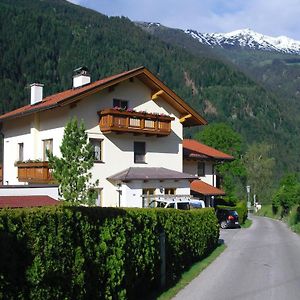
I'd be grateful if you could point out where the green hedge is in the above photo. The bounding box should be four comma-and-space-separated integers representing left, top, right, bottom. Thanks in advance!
216, 201, 248, 224
0, 206, 219, 300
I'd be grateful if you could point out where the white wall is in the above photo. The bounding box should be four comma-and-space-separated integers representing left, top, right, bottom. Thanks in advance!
183, 160, 216, 186
122, 179, 191, 208
2, 77, 186, 207
0, 185, 59, 200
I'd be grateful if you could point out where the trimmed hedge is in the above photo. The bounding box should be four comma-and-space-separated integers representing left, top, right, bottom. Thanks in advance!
0, 206, 219, 300
216, 201, 248, 224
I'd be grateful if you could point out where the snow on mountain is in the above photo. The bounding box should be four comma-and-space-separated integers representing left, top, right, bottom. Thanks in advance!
186, 28, 300, 54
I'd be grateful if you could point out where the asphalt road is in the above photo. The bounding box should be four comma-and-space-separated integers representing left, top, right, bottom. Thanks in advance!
173, 216, 300, 300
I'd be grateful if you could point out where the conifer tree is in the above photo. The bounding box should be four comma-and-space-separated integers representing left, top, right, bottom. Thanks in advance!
48, 118, 98, 205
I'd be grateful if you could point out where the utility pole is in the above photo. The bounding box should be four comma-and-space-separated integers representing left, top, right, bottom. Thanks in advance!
246, 185, 251, 212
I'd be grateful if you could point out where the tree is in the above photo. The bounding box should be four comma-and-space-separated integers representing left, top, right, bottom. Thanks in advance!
243, 143, 275, 204
194, 123, 243, 158
194, 123, 246, 203
272, 173, 300, 214
48, 118, 98, 205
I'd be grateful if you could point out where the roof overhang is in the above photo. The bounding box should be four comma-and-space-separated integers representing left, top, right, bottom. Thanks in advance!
190, 180, 225, 196
107, 167, 197, 182
0, 67, 207, 127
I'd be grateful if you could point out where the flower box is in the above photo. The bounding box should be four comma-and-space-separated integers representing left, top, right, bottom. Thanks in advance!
15, 161, 53, 183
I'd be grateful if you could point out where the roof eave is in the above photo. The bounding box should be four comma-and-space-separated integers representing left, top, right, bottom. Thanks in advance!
0, 66, 206, 126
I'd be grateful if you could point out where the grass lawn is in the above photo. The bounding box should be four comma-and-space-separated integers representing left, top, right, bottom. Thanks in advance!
241, 218, 252, 228
255, 204, 282, 219
254, 204, 300, 235
157, 243, 226, 300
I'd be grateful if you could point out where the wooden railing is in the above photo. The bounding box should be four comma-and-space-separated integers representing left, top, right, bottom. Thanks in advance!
98, 108, 174, 136
16, 161, 53, 183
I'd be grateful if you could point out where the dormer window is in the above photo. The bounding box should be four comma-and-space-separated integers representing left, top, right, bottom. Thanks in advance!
113, 99, 128, 109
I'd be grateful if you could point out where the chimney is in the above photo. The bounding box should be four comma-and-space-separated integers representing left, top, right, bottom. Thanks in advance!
73, 66, 91, 88
30, 83, 44, 105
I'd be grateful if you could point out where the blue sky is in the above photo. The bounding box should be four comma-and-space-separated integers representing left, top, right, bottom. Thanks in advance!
67, 0, 300, 40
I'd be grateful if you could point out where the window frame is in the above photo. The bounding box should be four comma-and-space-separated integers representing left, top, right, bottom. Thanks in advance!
134, 141, 146, 164
113, 98, 129, 109
197, 162, 205, 177
89, 138, 104, 163
142, 188, 155, 207
165, 188, 176, 195
18, 142, 24, 162
43, 139, 53, 161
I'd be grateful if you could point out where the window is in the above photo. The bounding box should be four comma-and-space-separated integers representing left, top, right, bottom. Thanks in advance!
142, 188, 155, 207
134, 142, 146, 163
197, 162, 205, 177
113, 99, 128, 109
43, 139, 53, 161
95, 188, 103, 206
90, 138, 103, 162
18, 143, 24, 162
165, 188, 176, 195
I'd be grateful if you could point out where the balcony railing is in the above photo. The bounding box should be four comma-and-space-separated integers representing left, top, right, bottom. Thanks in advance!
98, 108, 174, 136
16, 161, 53, 183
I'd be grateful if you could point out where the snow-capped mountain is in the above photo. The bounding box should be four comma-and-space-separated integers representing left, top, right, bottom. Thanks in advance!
186, 28, 300, 54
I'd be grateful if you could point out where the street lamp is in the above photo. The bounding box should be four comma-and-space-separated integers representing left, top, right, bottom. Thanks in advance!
116, 183, 122, 207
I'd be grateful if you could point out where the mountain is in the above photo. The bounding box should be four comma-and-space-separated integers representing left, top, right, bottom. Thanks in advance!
1, 0, 300, 179
186, 28, 300, 55
137, 22, 300, 104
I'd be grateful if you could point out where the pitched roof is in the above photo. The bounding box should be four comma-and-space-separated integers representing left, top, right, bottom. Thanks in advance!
0, 67, 207, 127
183, 139, 234, 161
0, 195, 59, 208
190, 180, 225, 196
108, 167, 197, 181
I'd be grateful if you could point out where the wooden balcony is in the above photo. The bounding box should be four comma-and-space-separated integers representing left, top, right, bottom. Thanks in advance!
16, 161, 53, 183
98, 108, 174, 136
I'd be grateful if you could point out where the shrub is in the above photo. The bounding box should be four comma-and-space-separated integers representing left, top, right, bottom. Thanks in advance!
0, 206, 219, 299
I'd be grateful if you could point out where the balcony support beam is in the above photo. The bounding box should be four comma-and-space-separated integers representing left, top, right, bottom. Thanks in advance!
151, 90, 164, 100
180, 114, 192, 123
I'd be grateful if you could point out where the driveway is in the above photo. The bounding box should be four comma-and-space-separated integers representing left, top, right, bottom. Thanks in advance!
173, 216, 300, 300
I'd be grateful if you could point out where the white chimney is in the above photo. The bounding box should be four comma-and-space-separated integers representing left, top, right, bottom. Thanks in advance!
30, 83, 44, 105
73, 67, 91, 88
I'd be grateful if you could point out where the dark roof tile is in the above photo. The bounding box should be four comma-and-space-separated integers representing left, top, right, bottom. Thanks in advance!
0, 196, 59, 208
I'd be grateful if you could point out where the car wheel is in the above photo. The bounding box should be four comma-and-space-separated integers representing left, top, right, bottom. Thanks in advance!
220, 221, 227, 229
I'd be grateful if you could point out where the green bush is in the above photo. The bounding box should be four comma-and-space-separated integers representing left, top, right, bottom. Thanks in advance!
216, 201, 248, 224
0, 206, 219, 300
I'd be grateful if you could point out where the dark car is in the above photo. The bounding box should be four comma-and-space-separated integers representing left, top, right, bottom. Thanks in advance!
216, 209, 240, 229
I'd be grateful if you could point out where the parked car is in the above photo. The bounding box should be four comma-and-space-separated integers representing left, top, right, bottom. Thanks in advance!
216, 209, 240, 229
149, 199, 205, 210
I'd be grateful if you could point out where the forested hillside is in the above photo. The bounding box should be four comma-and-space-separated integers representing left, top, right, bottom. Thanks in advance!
0, 0, 299, 177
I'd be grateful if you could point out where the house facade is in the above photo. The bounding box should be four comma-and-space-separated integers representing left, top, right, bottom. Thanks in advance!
183, 139, 234, 207
0, 67, 206, 207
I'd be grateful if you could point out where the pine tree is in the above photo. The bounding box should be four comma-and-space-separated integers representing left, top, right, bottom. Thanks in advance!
48, 118, 98, 205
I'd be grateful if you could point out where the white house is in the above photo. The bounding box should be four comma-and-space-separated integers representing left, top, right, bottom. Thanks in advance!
0, 66, 207, 207
183, 139, 234, 207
